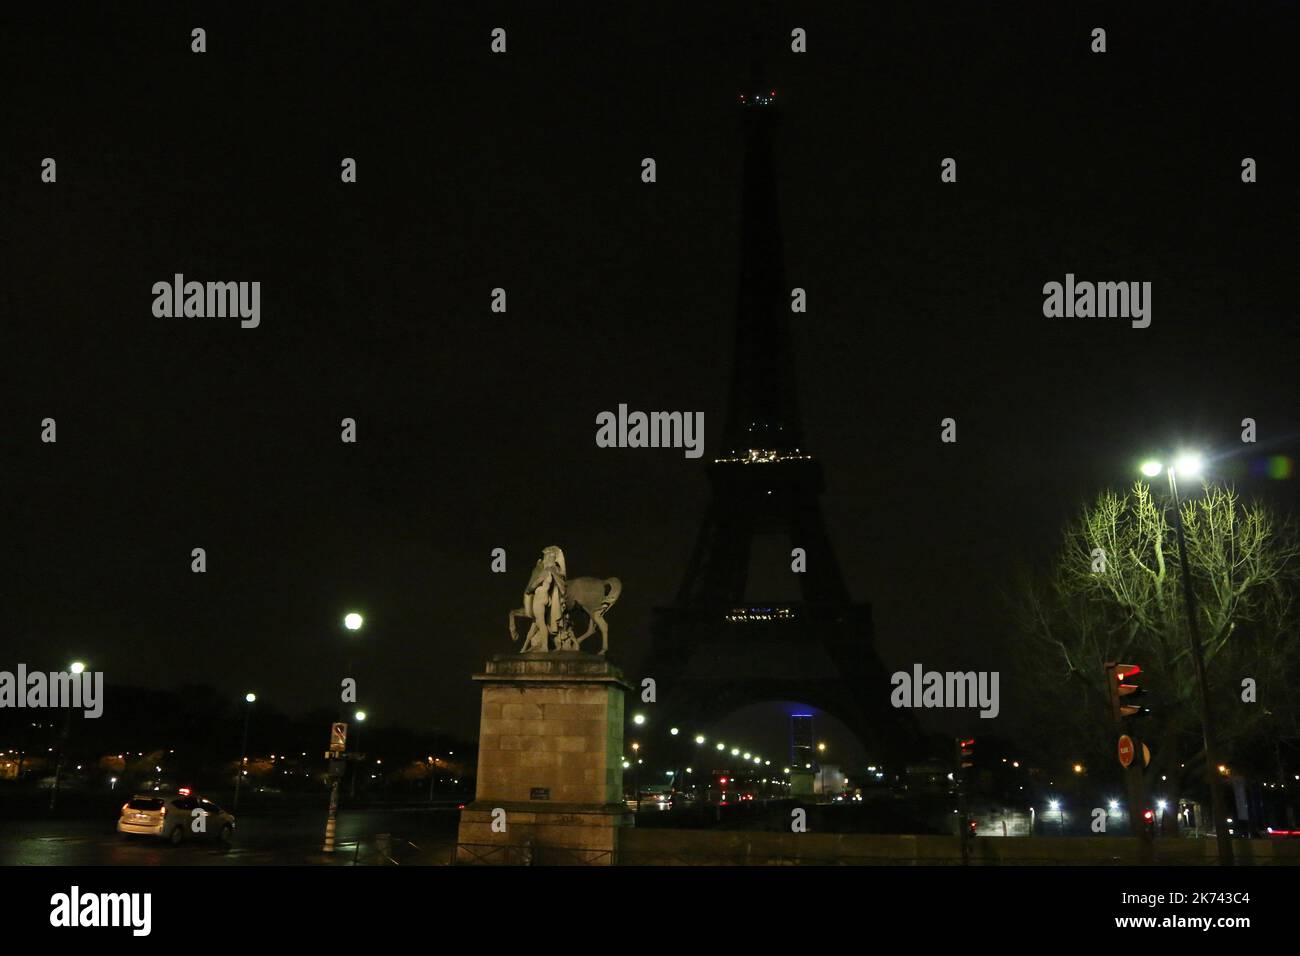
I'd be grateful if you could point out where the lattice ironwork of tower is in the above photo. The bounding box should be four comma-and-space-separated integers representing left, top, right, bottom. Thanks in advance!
640, 67, 917, 763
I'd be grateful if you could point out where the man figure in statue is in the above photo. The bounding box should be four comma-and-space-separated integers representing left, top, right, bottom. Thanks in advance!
514, 546, 567, 652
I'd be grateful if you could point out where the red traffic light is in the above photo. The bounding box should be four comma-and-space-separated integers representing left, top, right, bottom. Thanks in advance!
1107, 662, 1149, 719
1142, 809, 1155, 823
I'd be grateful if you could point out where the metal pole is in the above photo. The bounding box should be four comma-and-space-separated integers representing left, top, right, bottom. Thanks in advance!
1168, 470, 1234, 866
49, 709, 72, 810
1105, 661, 1153, 863
349, 723, 361, 799
323, 773, 340, 853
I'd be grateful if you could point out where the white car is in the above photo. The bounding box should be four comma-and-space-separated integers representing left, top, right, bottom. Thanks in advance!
117, 791, 235, 846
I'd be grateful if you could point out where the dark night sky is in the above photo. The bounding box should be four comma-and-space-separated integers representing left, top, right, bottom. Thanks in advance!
4, 2, 1297, 749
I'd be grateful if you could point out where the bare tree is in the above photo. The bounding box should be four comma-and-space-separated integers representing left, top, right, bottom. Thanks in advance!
1013, 482, 1300, 813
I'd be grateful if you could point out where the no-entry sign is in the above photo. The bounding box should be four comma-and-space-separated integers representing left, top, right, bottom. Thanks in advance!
330, 722, 348, 752
1118, 734, 1135, 768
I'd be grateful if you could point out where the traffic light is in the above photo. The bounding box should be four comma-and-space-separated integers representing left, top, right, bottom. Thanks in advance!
957, 738, 975, 769
1106, 663, 1150, 723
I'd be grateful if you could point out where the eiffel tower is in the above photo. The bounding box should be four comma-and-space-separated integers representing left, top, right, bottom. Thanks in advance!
641, 65, 915, 762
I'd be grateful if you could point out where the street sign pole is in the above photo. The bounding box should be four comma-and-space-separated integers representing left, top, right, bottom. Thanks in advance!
323, 772, 341, 853
323, 722, 348, 853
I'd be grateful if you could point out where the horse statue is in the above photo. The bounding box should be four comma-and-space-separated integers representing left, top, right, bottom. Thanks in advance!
507, 545, 622, 655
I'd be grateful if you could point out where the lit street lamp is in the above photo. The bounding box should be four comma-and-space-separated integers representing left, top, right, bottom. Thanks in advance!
349, 710, 367, 798
233, 692, 256, 812
325, 612, 363, 853
1140, 454, 1233, 866
50, 661, 87, 809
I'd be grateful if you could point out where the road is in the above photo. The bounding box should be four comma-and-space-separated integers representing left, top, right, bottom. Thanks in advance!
0, 805, 462, 866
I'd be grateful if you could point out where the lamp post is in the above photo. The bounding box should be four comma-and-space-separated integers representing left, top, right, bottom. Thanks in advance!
233, 693, 256, 813
1140, 455, 1233, 866
630, 741, 641, 810
49, 661, 86, 811
341, 612, 364, 718
325, 611, 363, 853
350, 710, 367, 798
817, 742, 827, 799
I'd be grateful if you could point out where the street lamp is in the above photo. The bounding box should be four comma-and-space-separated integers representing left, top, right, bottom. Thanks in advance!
349, 710, 368, 798
1140, 454, 1233, 866
325, 611, 365, 853
50, 661, 87, 809
233, 692, 256, 812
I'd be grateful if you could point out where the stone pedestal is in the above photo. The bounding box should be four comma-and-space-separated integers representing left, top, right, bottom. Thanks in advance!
457, 653, 633, 864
